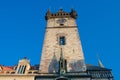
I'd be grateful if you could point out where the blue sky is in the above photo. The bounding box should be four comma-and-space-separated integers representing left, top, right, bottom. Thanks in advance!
0, 0, 119, 79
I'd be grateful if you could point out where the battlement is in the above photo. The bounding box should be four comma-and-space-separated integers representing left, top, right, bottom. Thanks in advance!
45, 9, 77, 20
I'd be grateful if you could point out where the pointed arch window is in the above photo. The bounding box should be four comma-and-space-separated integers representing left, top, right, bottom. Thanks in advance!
59, 36, 66, 45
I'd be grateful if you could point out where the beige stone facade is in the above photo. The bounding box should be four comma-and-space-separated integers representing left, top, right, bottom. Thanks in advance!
40, 12, 86, 73
0, 75, 35, 80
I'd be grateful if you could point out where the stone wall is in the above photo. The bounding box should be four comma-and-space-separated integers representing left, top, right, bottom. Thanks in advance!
0, 75, 35, 80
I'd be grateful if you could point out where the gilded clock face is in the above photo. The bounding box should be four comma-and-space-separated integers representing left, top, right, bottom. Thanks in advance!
56, 18, 67, 24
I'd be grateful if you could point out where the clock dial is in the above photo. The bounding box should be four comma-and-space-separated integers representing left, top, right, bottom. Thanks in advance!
56, 18, 67, 24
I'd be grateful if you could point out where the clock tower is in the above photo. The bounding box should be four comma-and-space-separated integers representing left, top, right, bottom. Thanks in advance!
39, 9, 86, 73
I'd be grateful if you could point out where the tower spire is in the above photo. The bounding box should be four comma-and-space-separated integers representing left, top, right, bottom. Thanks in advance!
96, 54, 104, 68
59, 6, 63, 10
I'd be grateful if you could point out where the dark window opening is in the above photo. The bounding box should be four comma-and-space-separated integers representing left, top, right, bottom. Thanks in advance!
23, 66, 26, 74
65, 60, 67, 71
21, 66, 24, 74
60, 24, 64, 26
56, 78, 68, 80
59, 36, 66, 45
18, 65, 21, 74
28, 72, 32, 74
61, 62, 63, 68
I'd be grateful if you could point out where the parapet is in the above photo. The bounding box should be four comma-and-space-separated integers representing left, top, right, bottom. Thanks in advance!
45, 9, 77, 20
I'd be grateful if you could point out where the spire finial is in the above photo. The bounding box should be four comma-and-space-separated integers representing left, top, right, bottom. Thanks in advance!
49, 6, 51, 10
60, 6, 62, 10
96, 53, 104, 68
59, 7, 63, 13
71, 7, 76, 12
47, 8, 51, 13
23, 56, 27, 59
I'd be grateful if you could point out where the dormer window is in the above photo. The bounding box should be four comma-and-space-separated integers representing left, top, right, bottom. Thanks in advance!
16, 58, 30, 74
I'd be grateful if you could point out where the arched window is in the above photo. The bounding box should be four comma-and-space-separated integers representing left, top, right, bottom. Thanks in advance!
59, 36, 66, 45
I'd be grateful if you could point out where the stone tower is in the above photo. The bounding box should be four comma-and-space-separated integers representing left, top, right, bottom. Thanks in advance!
0, 8, 114, 80
39, 9, 86, 73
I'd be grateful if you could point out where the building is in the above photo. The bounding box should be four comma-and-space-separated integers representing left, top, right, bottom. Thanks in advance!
0, 9, 114, 80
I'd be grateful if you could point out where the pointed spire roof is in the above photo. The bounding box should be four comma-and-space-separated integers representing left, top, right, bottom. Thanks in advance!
96, 54, 104, 68
98, 59, 104, 68
71, 8, 76, 12
46, 8, 51, 14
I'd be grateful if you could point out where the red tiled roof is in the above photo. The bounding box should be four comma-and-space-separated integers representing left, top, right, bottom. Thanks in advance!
1, 66, 13, 71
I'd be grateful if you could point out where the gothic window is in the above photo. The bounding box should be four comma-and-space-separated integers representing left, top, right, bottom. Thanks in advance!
59, 36, 66, 45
